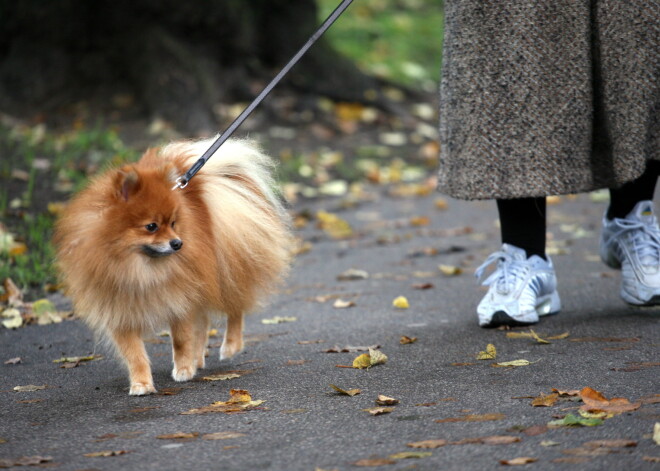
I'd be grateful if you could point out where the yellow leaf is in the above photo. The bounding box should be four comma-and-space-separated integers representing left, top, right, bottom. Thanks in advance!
499, 457, 537, 466
84, 450, 129, 458
439, 264, 462, 276
156, 432, 199, 440
316, 211, 353, 239
352, 353, 372, 369
1, 309, 23, 329
392, 296, 409, 309
368, 348, 388, 366
333, 299, 356, 309
410, 216, 430, 227
653, 423, 660, 445
476, 344, 497, 360
13, 385, 46, 392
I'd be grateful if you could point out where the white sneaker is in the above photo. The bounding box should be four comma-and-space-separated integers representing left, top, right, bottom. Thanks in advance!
600, 200, 660, 305
475, 244, 561, 328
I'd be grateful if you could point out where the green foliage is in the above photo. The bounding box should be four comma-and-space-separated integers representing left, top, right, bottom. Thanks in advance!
0, 123, 139, 296
318, 0, 444, 91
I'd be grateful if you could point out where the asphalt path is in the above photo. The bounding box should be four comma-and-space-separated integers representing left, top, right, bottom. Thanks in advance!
1, 187, 659, 470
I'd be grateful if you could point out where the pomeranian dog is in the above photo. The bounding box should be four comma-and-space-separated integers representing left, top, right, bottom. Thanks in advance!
54, 137, 292, 395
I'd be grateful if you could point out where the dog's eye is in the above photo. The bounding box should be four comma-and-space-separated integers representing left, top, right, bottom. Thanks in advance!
145, 223, 159, 233
171, 221, 176, 229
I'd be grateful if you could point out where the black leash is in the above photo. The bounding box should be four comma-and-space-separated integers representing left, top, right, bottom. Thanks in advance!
173, 0, 354, 190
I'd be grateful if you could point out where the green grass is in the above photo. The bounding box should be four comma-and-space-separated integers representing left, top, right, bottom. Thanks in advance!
0, 124, 139, 297
318, 0, 444, 91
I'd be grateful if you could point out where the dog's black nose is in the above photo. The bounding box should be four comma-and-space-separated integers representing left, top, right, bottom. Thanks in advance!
170, 239, 183, 251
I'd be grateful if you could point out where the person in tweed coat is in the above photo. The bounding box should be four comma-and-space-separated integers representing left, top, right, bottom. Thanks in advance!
437, 1, 660, 327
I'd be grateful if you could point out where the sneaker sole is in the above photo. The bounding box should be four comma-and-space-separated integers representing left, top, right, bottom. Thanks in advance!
621, 291, 660, 306
480, 292, 561, 328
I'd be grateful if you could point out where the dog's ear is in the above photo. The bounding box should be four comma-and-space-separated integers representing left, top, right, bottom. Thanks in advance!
115, 167, 140, 202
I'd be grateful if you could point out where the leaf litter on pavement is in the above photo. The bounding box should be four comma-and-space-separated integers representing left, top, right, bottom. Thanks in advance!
181, 389, 265, 415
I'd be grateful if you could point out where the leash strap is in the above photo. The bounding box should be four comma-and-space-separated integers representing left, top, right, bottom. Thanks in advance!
173, 0, 354, 190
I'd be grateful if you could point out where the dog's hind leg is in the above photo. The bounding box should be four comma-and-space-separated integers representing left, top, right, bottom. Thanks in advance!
111, 329, 156, 396
220, 311, 244, 360
170, 313, 198, 382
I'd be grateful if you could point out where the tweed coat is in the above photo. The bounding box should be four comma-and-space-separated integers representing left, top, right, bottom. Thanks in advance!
437, 0, 659, 200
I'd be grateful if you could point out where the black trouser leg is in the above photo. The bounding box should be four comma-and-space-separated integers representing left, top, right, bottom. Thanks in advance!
496, 197, 547, 260
607, 161, 660, 219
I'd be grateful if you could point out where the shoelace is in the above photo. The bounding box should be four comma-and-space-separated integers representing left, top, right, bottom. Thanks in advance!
475, 251, 528, 293
608, 217, 660, 266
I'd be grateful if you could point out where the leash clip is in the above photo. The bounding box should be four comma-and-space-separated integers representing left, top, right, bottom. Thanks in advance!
172, 176, 188, 191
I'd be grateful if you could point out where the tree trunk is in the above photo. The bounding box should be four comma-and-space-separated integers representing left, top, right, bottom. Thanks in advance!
0, 0, 384, 133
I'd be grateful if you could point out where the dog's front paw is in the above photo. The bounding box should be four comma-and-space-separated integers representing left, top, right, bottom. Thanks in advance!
172, 365, 196, 382
129, 382, 157, 396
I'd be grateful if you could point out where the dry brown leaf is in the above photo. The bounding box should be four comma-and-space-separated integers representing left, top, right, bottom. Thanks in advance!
375, 395, 399, 406
400, 335, 417, 344
579, 387, 641, 414
389, 451, 432, 459
582, 439, 637, 448
531, 393, 559, 407
324, 345, 379, 353
407, 439, 447, 449
202, 373, 241, 381
336, 268, 369, 281
551, 388, 581, 397
643, 456, 660, 463
411, 282, 434, 290
480, 436, 522, 445
4, 357, 21, 365
0, 456, 53, 467
181, 389, 265, 415
329, 384, 361, 397
366, 407, 395, 416
499, 457, 537, 466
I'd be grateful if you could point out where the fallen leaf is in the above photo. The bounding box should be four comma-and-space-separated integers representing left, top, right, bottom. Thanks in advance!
548, 413, 603, 427
375, 395, 399, 406
329, 384, 361, 397
392, 296, 409, 309
546, 332, 570, 340
411, 282, 434, 290
476, 344, 496, 360
13, 385, 46, 392
643, 456, 660, 463
522, 425, 548, 436
202, 432, 246, 440
333, 299, 356, 309
202, 373, 241, 381
53, 354, 103, 364
337, 268, 369, 281
551, 388, 581, 397
540, 440, 561, 447
492, 359, 533, 367
438, 264, 462, 276
579, 387, 641, 414
435, 413, 505, 423
316, 211, 353, 239
407, 439, 447, 449
654, 423, 660, 445
181, 389, 265, 415
410, 216, 430, 227
479, 436, 522, 445
3, 278, 23, 306
1, 308, 22, 329
389, 451, 431, 459
0, 456, 53, 467
84, 450, 130, 457
531, 393, 559, 407
570, 336, 638, 343
4, 357, 21, 365
261, 316, 297, 324
353, 348, 388, 369
297, 339, 324, 345
582, 439, 636, 448
31, 299, 62, 325
366, 407, 395, 416
499, 457, 537, 466
400, 335, 417, 344
352, 458, 396, 467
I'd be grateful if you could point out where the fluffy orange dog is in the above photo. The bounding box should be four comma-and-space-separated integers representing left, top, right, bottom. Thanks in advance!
54, 137, 292, 395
